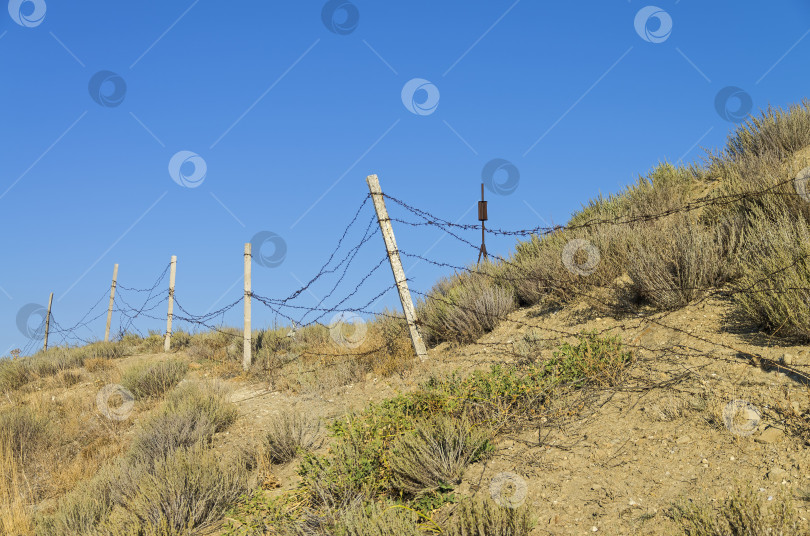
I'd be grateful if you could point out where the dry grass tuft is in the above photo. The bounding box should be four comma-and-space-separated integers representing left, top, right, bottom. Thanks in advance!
263, 410, 322, 464
0, 439, 33, 536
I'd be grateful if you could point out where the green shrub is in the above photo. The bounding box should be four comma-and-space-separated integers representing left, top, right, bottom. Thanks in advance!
389, 416, 492, 496
299, 428, 384, 510
121, 359, 188, 398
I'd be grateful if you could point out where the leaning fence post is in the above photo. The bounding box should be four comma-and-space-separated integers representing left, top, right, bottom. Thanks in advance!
104, 264, 118, 342
43, 292, 53, 352
243, 243, 252, 371
164, 256, 177, 352
365, 174, 428, 360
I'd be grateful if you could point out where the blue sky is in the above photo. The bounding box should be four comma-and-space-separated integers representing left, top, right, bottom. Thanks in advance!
2, 0, 809, 355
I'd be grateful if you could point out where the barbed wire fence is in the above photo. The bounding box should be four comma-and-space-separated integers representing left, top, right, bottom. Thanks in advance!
10, 174, 810, 391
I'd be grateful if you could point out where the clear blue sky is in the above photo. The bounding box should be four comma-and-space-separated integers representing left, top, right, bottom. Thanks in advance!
2, 1, 809, 355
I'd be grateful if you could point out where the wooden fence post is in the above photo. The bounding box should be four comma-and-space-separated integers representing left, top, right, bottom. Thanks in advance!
104, 264, 118, 342
243, 243, 252, 371
164, 256, 177, 352
43, 292, 53, 352
365, 174, 428, 360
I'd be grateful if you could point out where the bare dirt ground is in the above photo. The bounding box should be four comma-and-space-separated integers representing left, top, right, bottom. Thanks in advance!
214, 295, 810, 535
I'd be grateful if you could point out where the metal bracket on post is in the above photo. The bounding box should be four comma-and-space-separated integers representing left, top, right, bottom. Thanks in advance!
366, 174, 428, 361
478, 183, 488, 263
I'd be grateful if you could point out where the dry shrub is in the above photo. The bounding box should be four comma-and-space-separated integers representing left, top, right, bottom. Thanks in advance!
38, 381, 242, 536
503, 163, 702, 310
389, 416, 492, 496
732, 206, 810, 339
186, 328, 243, 363
0, 359, 30, 393
338, 502, 425, 536
0, 439, 32, 536
127, 444, 250, 535
77, 341, 126, 360
128, 382, 235, 467
723, 100, 810, 161
85, 357, 115, 372
259, 314, 416, 394
121, 359, 188, 399
444, 496, 534, 536
624, 216, 737, 310
0, 406, 51, 460
669, 485, 802, 536
35, 463, 120, 536
417, 268, 515, 345
163, 380, 237, 432
263, 410, 322, 464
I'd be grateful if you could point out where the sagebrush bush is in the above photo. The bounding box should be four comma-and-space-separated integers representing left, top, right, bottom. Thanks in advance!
127, 382, 235, 468
417, 268, 515, 345
121, 359, 188, 398
263, 410, 321, 464
722, 100, 810, 161
127, 444, 250, 535
624, 216, 738, 310
337, 502, 425, 536
444, 497, 534, 536
389, 416, 492, 496
39, 381, 242, 535
162, 380, 237, 432
669, 485, 802, 536
732, 206, 810, 339
34, 462, 120, 536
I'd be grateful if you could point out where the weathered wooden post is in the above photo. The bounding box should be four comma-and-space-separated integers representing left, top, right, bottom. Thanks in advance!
164, 256, 177, 352
43, 292, 53, 352
104, 264, 118, 342
243, 243, 252, 371
365, 174, 428, 360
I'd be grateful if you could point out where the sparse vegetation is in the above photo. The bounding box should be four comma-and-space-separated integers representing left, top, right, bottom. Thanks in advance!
36, 380, 242, 536
7, 101, 810, 536
669, 485, 802, 536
